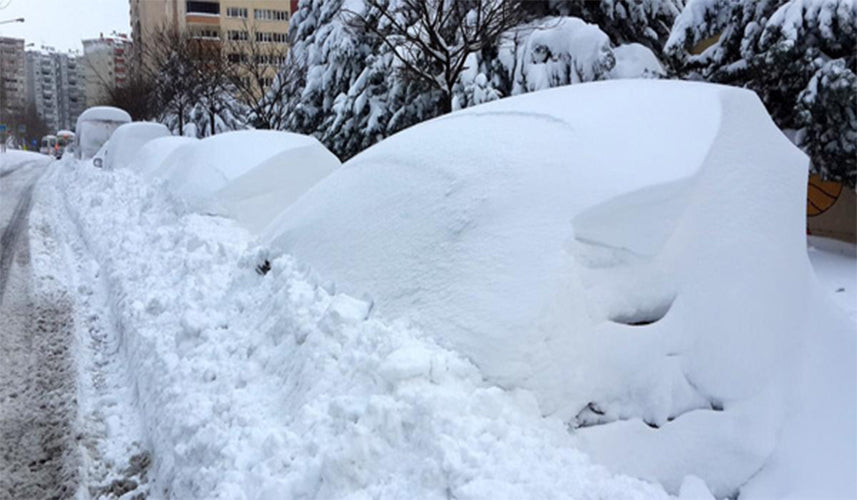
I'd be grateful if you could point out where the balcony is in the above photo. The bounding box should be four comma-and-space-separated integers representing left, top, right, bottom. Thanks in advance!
186, 1, 219, 15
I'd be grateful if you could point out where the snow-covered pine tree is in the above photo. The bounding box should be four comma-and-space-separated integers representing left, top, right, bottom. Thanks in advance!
524, 0, 686, 54
273, 0, 445, 160
666, 0, 857, 187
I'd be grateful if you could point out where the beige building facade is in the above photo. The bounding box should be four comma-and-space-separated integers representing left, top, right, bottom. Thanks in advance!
82, 35, 131, 108
130, 0, 293, 92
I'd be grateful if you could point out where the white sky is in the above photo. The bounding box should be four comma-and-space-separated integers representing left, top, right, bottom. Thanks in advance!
0, 0, 130, 53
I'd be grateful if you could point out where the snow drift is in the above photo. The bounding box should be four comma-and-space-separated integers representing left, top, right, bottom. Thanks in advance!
104, 122, 171, 171
133, 136, 199, 178
147, 130, 341, 233
262, 80, 854, 497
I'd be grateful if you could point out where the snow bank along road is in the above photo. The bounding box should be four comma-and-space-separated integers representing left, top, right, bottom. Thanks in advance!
0, 153, 79, 499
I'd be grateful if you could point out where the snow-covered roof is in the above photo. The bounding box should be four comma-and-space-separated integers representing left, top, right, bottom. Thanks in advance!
77, 106, 132, 126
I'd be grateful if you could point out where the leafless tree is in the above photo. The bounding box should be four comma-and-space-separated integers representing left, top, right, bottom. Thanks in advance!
344, 0, 528, 113
222, 20, 291, 129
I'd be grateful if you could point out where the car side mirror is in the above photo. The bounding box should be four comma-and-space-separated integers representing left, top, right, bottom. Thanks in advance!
93, 158, 103, 168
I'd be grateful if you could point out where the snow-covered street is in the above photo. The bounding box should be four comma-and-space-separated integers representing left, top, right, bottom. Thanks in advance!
0, 153, 79, 499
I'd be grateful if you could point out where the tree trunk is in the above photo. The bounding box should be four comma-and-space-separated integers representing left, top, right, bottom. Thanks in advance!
209, 110, 216, 136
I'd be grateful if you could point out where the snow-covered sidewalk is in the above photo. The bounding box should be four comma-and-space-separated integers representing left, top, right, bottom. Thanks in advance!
30, 160, 682, 499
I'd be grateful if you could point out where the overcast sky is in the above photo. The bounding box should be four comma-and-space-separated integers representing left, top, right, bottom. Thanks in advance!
0, 0, 130, 52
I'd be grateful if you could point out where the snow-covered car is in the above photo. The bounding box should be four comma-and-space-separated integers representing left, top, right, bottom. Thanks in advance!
55, 130, 76, 158
75, 106, 132, 161
145, 130, 340, 234
261, 79, 827, 497
103, 122, 171, 170
39, 135, 57, 156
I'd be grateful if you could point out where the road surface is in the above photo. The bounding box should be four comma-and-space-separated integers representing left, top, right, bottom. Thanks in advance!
0, 155, 79, 499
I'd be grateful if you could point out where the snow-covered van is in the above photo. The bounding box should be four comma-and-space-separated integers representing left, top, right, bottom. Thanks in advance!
39, 135, 57, 156
75, 106, 132, 160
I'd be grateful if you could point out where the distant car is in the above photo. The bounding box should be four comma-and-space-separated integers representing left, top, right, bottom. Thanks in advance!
56, 130, 76, 158
75, 106, 132, 161
39, 135, 57, 156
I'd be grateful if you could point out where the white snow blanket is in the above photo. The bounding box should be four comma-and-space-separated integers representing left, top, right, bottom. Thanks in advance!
104, 122, 171, 171
133, 136, 199, 178
150, 130, 341, 234
263, 80, 856, 498
35, 155, 676, 500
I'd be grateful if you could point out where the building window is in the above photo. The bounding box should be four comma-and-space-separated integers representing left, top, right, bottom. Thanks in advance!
255, 32, 287, 43
227, 30, 249, 41
228, 52, 248, 63
255, 54, 287, 66
226, 7, 247, 18
254, 9, 288, 21
193, 28, 220, 39
186, 1, 220, 15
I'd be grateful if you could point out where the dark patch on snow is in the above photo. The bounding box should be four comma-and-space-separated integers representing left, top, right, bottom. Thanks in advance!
609, 298, 674, 326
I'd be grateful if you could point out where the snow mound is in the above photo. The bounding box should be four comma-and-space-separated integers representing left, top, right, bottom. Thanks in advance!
43, 158, 676, 500
133, 136, 198, 178
105, 122, 171, 171
262, 79, 853, 497
151, 130, 341, 233
609, 43, 665, 79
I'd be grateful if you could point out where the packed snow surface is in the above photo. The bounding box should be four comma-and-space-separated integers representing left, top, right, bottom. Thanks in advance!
147, 130, 340, 233
34, 154, 677, 499
104, 122, 171, 171
262, 79, 856, 498
133, 136, 199, 177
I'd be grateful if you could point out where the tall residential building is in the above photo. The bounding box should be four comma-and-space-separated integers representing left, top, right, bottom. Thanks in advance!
26, 50, 60, 131
82, 34, 131, 108
0, 37, 27, 125
56, 53, 85, 130
25, 48, 86, 131
130, 0, 293, 93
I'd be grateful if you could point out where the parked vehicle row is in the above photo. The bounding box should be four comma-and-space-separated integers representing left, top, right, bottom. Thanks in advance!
38, 130, 76, 158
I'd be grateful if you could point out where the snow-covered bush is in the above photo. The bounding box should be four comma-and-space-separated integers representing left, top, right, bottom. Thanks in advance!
537, 0, 685, 53
666, 0, 857, 187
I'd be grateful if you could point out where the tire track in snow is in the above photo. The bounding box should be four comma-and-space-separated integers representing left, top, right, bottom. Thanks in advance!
1, 162, 79, 499
0, 183, 35, 305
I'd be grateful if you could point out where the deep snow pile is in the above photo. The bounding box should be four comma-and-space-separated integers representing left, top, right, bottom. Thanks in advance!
262, 80, 856, 498
143, 130, 340, 234
104, 122, 171, 171
36, 156, 675, 499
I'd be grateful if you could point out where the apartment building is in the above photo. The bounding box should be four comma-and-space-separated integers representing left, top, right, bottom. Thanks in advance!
0, 37, 27, 125
24, 48, 86, 132
130, 0, 293, 93
55, 53, 85, 131
82, 34, 131, 108
25, 50, 60, 131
